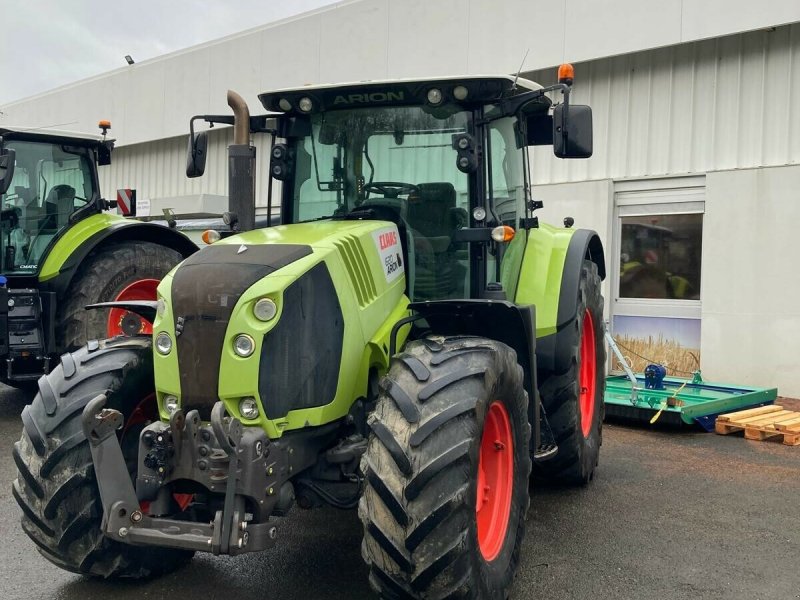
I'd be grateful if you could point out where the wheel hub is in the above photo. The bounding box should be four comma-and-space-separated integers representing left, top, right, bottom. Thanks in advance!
107, 278, 160, 337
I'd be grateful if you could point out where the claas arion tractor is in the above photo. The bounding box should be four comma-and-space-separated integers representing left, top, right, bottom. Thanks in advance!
15, 66, 606, 598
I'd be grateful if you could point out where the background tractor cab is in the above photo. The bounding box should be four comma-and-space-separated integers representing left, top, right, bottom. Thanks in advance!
0, 125, 195, 384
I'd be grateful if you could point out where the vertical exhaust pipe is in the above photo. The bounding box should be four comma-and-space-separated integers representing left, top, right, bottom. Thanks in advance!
227, 90, 256, 232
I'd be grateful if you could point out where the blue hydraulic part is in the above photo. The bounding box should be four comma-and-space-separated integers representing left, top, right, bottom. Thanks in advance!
644, 364, 667, 390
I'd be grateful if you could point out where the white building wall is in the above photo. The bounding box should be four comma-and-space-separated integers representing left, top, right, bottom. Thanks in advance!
2, 0, 799, 146
701, 164, 800, 395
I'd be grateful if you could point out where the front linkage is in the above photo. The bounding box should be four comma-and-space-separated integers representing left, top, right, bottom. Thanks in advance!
82, 394, 286, 555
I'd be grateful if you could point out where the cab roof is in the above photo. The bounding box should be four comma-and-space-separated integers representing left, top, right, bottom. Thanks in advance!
260, 74, 543, 115
0, 125, 107, 146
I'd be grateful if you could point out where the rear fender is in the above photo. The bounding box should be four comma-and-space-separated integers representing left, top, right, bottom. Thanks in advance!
38, 216, 197, 297
532, 228, 605, 377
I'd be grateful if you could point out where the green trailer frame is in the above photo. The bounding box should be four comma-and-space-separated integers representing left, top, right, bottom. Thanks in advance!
604, 373, 778, 429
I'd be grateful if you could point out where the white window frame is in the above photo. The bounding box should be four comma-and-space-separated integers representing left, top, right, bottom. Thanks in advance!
611, 176, 705, 322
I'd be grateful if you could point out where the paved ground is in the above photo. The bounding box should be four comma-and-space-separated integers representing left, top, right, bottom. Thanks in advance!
1, 386, 798, 600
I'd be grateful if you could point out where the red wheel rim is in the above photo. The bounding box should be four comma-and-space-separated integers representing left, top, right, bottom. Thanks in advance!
579, 309, 597, 438
476, 401, 514, 562
107, 278, 160, 337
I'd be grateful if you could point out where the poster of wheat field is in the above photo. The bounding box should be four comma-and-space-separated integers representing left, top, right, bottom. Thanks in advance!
611, 316, 701, 376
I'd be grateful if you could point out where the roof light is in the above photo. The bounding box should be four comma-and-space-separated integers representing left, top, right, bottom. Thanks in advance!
491, 225, 516, 243
278, 98, 292, 111
298, 97, 313, 112
453, 85, 469, 101
98, 120, 111, 132
201, 229, 221, 244
558, 63, 575, 86
426, 88, 443, 105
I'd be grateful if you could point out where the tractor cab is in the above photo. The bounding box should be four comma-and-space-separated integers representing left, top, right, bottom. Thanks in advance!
0, 126, 113, 274
257, 75, 591, 301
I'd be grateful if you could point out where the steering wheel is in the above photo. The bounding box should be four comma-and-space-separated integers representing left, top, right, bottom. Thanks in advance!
362, 181, 419, 199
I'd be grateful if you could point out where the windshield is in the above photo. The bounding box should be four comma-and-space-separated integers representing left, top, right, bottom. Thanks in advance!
291, 105, 470, 221
0, 141, 95, 273
291, 105, 472, 300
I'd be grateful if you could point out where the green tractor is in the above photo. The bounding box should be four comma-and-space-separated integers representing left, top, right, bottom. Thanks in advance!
14, 68, 606, 598
0, 125, 196, 386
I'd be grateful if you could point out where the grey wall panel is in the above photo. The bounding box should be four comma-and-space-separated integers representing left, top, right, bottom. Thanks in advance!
530, 24, 800, 185
565, 0, 682, 63
682, 0, 800, 42
319, 0, 389, 82
701, 165, 800, 397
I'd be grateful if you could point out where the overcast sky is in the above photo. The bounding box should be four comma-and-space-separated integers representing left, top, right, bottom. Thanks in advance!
0, 0, 337, 105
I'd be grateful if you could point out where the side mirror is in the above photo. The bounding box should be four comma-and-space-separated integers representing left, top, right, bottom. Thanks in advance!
0, 149, 16, 195
553, 104, 593, 159
97, 141, 113, 166
186, 130, 208, 178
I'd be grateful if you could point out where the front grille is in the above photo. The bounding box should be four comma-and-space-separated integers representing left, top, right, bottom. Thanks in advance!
259, 262, 344, 419
171, 243, 311, 418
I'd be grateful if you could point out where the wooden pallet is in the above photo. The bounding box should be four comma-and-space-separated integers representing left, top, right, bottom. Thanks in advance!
715, 405, 800, 446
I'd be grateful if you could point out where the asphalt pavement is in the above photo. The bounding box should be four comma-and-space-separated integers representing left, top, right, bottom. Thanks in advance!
1, 385, 798, 600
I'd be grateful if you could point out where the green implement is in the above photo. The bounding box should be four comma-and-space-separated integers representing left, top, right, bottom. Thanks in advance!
604, 373, 778, 429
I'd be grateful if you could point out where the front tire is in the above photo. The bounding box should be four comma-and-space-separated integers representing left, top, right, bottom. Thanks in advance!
360, 336, 531, 599
536, 260, 606, 485
12, 337, 193, 578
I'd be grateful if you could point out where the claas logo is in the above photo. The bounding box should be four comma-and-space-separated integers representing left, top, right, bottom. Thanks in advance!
378, 231, 398, 250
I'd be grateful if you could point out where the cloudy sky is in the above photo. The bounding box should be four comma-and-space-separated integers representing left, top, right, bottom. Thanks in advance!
0, 0, 337, 105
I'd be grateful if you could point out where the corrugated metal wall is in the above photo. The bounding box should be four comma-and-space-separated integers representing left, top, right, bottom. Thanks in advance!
98, 24, 800, 204
98, 126, 275, 208
530, 23, 800, 184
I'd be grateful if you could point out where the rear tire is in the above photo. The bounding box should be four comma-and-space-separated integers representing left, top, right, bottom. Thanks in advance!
56, 241, 182, 350
535, 260, 605, 485
12, 337, 193, 578
360, 336, 531, 599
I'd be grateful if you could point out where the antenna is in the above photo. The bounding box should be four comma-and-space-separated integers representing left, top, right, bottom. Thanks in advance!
511, 48, 530, 92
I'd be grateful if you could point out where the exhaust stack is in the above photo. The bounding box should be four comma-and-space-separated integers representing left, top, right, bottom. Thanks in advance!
226, 90, 256, 232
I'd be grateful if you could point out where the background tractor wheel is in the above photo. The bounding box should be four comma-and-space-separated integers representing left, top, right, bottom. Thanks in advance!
536, 260, 606, 485
57, 241, 182, 349
12, 338, 193, 578
360, 336, 531, 599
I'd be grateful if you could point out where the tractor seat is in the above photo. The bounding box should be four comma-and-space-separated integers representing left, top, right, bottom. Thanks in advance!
407, 183, 456, 237
44, 184, 76, 229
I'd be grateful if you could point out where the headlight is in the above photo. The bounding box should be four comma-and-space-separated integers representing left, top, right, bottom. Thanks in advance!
239, 397, 260, 419
164, 395, 179, 414
233, 334, 256, 357
253, 298, 277, 321
156, 332, 172, 355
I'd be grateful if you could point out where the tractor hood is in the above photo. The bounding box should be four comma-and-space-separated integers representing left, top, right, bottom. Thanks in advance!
152, 218, 408, 434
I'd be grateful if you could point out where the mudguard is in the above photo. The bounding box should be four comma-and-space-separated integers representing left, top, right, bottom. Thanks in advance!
38, 213, 197, 297
519, 227, 605, 377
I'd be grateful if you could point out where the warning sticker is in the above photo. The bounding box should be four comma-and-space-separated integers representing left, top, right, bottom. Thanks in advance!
372, 226, 404, 284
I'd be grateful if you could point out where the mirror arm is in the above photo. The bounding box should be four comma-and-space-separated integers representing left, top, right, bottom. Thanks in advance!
478, 83, 571, 126
189, 114, 280, 136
